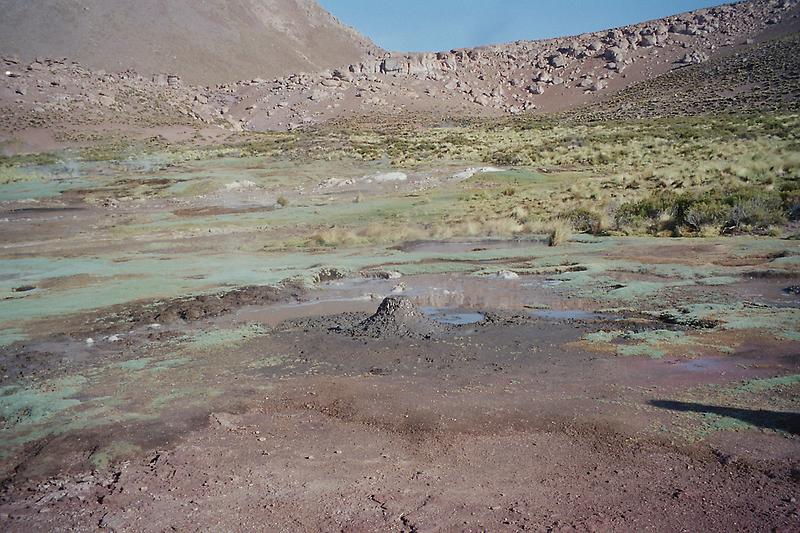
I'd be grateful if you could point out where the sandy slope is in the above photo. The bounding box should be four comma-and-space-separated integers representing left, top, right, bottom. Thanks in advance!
0, 0, 380, 85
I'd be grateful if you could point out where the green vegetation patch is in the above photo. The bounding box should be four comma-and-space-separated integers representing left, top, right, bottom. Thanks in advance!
658, 374, 800, 441
660, 303, 800, 340
0, 375, 87, 431
178, 324, 269, 352
583, 328, 737, 359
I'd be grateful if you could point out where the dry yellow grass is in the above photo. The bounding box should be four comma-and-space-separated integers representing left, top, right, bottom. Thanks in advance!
547, 220, 573, 247
310, 227, 359, 247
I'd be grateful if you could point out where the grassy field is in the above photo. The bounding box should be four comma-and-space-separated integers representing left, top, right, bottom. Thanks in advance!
194, 113, 799, 241
2, 112, 799, 249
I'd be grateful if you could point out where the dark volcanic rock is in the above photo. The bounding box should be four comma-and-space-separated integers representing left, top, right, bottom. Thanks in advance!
784, 285, 800, 295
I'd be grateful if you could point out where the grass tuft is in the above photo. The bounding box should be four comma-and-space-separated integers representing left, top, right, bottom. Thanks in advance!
547, 220, 573, 247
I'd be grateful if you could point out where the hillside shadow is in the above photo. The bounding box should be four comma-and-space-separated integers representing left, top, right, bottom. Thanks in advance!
649, 400, 800, 435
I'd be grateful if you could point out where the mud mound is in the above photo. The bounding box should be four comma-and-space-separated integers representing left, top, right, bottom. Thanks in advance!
350, 296, 444, 339
86, 282, 306, 330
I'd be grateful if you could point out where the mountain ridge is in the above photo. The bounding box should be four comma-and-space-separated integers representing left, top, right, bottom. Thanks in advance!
0, 0, 381, 85
1, 0, 798, 152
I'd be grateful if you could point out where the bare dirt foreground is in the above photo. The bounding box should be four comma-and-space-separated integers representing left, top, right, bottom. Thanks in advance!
0, 271, 798, 531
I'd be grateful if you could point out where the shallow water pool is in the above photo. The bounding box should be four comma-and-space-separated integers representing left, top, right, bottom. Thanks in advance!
421, 307, 486, 325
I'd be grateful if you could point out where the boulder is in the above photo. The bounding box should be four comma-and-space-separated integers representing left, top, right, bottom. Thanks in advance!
587, 40, 604, 52
639, 34, 658, 47
548, 53, 568, 68
669, 22, 688, 34
560, 41, 582, 55
473, 93, 491, 106
607, 29, 624, 43
381, 57, 405, 74
408, 53, 437, 76
331, 68, 352, 81
604, 47, 626, 63
589, 80, 607, 91
679, 51, 709, 65
528, 84, 545, 95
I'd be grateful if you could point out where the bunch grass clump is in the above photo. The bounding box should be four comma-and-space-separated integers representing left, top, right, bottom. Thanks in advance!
547, 220, 573, 247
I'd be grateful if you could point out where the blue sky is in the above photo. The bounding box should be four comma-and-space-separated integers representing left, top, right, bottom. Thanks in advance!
319, 0, 728, 51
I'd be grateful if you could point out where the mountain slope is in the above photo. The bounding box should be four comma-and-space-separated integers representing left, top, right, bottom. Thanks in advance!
1, 0, 798, 150
0, 0, 380, 85
560, 30, 800, 123
213, 0, 799, 130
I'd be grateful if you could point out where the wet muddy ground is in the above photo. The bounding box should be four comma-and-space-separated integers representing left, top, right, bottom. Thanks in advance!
0, 268, 798, 531
0, 157, 799, 530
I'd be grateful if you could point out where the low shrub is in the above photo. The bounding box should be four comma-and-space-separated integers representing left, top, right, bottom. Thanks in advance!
726, 188, 785, 231
683, 199, 728, 231
614, 186, 788, 235
779, 180, 800, 221
561, 208, 605, 234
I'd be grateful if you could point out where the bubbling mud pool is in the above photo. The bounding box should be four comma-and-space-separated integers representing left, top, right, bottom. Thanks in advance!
530, 309, 607, 320
420, 307, 486, 325
233, 271, 607, 327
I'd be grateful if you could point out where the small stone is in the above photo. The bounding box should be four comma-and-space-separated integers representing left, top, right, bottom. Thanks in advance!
495, 270, 519, 280
13, 285, 35, 292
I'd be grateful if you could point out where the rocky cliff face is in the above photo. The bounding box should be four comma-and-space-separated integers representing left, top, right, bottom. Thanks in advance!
215, 0, 800, 130
0, 0, 380, 85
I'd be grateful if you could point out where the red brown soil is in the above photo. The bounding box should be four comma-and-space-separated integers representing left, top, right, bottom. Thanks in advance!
1, 312, 798, 531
